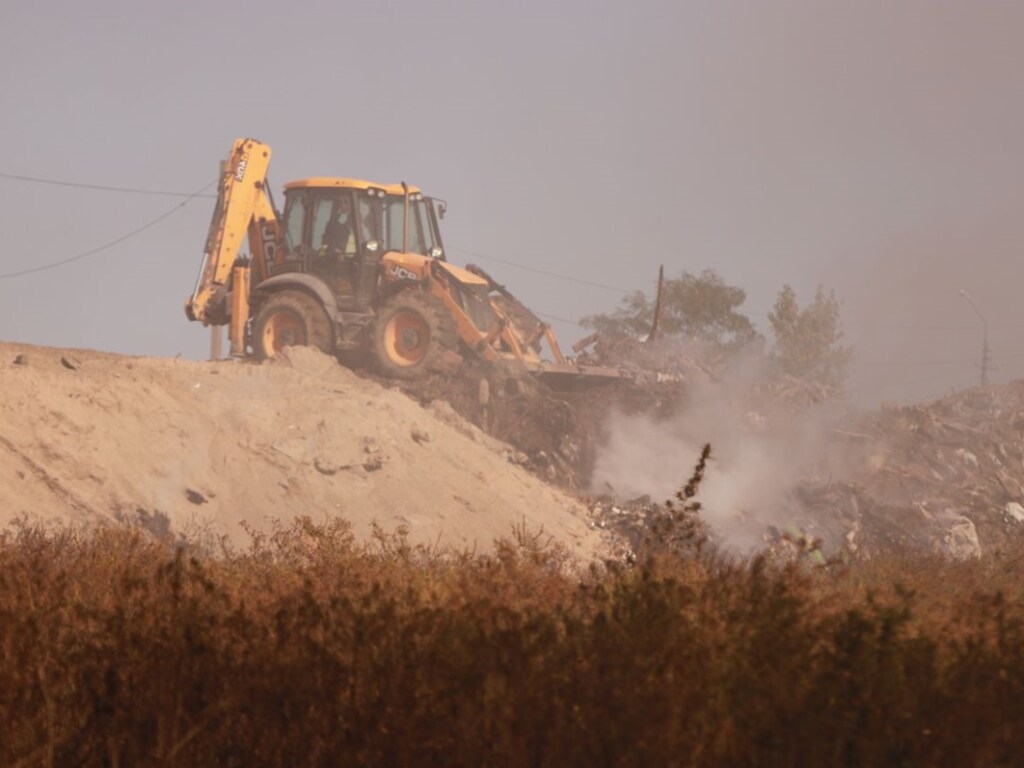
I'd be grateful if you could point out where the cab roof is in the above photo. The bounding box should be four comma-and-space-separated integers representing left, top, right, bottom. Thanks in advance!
283, 177, 422, 195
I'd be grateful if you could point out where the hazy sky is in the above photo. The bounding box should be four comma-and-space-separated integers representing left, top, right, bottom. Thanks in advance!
2, 1, 1023, 406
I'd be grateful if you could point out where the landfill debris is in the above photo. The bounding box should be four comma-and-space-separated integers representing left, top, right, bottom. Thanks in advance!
779, 382, 1024, 558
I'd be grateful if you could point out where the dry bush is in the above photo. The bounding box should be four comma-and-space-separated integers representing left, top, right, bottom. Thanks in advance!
2, 512, 1024, 766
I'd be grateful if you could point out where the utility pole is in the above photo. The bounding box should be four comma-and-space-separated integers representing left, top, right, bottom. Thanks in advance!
959, 289, 990, 386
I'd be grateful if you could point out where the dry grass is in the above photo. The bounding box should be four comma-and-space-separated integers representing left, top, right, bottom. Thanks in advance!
2, 509, 1024, 767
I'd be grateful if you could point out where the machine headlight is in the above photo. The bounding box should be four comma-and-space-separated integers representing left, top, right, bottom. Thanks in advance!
429, 246, 443, 259
366, 240, 381, 252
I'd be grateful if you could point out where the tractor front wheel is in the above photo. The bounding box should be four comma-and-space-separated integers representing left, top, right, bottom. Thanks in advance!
372, 291, 458, 379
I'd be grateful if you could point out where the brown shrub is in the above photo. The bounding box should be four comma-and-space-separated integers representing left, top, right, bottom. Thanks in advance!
2, 515, 1024, 766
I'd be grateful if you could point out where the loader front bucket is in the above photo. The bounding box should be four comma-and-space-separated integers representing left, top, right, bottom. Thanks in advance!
524, 361, 629, 392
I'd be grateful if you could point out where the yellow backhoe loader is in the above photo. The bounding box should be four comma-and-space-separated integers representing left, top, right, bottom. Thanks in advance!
186, 138, 621, 388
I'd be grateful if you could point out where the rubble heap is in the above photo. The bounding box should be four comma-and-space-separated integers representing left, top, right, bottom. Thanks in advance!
789, 383, 1024, 559
380, 329, 1024, 561
574, 333, 716, 387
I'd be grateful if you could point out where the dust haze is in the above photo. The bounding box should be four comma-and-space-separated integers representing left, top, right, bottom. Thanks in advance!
590, 348, 848, 550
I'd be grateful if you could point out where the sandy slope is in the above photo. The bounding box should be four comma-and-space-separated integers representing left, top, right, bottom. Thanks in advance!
0, 342, 604, 557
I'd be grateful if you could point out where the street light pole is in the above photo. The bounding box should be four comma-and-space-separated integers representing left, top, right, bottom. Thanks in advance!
959, 289, 990, 387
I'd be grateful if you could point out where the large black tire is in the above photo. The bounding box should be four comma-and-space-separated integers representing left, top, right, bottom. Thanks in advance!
251, 290, 334, 359
372, 291, 458, 379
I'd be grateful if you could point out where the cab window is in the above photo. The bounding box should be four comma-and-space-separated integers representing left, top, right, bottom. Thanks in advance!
282, 191, 307, 256
312, 196, 335, 250
313, 191, 359, 255
386, 198, 429, 255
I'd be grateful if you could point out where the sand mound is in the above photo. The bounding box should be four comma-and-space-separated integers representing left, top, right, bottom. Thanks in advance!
0, 343, 604, 558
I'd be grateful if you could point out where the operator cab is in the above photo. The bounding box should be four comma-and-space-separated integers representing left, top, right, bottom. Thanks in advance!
279, 179, 445, 260
276, 179, 445, 308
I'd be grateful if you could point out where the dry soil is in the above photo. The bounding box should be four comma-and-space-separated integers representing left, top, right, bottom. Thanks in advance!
0, 342, 606, 558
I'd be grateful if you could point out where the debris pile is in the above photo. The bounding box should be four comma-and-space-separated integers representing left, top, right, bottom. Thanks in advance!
401, 322, 1024, 562
764, 374, 838, 407
781, 383, 1024, 559
567, 332, 1024, 561
390, 334, 708, 490
574, 333, 716, 387
586, 494, 660, 561
388, 360, 596, 488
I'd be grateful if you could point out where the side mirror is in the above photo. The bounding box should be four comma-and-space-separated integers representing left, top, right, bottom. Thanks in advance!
437, 202, 447, 220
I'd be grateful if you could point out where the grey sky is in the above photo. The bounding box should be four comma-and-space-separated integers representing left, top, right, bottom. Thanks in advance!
2, 1, 1022, 406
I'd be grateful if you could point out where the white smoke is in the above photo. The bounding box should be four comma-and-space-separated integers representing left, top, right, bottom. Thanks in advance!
590, 353, 845, 550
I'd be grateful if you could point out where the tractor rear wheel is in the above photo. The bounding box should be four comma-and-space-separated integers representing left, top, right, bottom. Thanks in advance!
372, 291, 458, 379
252, 290, 334, 359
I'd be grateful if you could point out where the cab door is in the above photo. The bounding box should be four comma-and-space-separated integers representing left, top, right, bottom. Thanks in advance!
309, 190, 359, 298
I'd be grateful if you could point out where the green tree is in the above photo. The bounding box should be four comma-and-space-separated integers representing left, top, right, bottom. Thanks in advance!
581, 269, 759, 352
768, 284, 852, 390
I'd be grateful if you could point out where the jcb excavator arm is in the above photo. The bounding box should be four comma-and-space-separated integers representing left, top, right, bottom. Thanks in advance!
185, 138, 278, 326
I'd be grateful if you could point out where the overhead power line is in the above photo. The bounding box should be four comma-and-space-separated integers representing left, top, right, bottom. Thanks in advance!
0, 180, 217, 279
534, 310, 586, 327
447, 245, 636, 295
451, 245, 1024, 334
4, 170, 1023, 336
0, 171, 218, 198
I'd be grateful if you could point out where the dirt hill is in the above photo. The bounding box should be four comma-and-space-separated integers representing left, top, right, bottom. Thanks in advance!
0, 342, 605, 558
